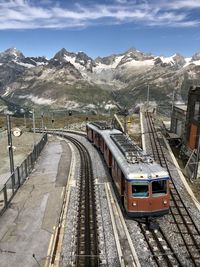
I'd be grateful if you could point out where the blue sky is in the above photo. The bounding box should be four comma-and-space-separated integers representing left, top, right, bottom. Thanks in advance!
0, 0, 200, 58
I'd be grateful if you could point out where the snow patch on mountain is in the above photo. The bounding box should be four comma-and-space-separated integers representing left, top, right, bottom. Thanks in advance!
123, 59, 154, 68
18, 94, 55, 105
104, 103, 116, 110
64, 55, 85, 71
193, 60, 200, 65
159, 55, 176, 64
2, 87, 10, 97
94, 55, 124, 72
64, 100, 80, 109
15, 61, 35, 68
85, 103, 96, 109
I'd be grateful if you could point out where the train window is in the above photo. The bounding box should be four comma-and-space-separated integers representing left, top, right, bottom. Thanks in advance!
132, 182, 149, 197
152, 180, 167, 196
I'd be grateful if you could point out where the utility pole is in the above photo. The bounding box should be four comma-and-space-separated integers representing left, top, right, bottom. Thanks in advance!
6, 114, 15, 174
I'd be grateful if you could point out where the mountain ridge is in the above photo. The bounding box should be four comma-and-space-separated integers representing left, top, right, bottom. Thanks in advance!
0, 47, 200, 115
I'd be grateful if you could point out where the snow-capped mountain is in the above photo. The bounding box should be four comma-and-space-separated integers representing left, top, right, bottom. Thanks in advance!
0, 47, 200, 114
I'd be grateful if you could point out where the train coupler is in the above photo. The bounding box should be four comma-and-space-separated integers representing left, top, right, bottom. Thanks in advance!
146, 217, 159, 230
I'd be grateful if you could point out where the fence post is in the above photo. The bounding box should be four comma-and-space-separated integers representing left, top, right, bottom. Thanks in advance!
17, 166, 21, 188
25, 159, 28, 177
28, 155, 31, 173
3, 185, 8, 209
11, 173, 15, 194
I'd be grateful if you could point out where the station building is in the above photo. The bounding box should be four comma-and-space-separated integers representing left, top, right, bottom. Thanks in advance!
185, 86, 200, 151
170, 104, 187, 140
176, 85, 200, 179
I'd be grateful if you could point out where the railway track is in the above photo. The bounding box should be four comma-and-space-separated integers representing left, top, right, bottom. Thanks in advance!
57, 134, 99, 267
37, 130, 99, 267
138, 223, 182, 267
105, 182, 141, 267
144, 112, 200, 267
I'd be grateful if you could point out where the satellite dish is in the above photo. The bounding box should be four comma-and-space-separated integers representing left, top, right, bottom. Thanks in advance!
12, 127, 22, 137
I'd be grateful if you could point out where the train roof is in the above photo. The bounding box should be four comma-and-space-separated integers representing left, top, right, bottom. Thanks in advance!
87, 122, 169, 181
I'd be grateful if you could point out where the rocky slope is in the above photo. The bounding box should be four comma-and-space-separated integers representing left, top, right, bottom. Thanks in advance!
0, 47, 200, 115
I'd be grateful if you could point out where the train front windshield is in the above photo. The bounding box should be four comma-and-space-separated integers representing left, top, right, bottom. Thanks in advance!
132, 180, 168, 197
152, 180, 167, 196
132, 182, 149, 197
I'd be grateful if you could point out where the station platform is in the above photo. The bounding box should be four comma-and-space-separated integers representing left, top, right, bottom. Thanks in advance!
0, 137, 72, 267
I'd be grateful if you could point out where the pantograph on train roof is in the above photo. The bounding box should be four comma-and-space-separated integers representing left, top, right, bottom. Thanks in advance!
91, 121, 112, 130
111, 133, 153, 164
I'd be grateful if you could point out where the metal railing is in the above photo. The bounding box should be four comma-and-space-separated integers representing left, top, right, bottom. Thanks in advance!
0, 133, 48, 216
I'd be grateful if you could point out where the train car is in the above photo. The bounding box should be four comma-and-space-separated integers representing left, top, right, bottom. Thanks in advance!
86, 122, 170, 218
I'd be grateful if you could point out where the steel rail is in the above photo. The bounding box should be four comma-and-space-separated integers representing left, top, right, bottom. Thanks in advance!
60, 134, 99, 267
139, 222, 183, 267
145, 112, 200, 267
36, 130, 99, 267
105, 182, 141, 267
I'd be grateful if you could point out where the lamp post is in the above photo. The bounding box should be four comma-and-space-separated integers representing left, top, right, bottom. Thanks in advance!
6, 114, 15, 174
41, 112, 44, 133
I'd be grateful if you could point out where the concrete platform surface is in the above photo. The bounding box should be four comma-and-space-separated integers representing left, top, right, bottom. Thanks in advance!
0, 137, 71, 267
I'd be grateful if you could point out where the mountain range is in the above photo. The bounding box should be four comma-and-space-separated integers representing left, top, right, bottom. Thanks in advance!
0, 47, 200, 115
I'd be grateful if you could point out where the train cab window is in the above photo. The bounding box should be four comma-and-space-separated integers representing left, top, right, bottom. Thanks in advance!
152, 180, 167, 196
132, 182, 149, 197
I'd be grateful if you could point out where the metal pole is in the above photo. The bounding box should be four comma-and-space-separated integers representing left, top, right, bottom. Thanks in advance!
32, 109, 36, 145
41, 112, 44, 133
24, 113, 26, 128
32, 254, 41, 267
51, 113, 54, 134
147, 84, 149, 109
193, 133, 200, 179
33, 109, 36, 134
124, 116, 126, 134
6, 114, 15, 174
171, 89, 175, 115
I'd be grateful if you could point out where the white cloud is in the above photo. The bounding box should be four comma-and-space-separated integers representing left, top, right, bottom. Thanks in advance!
164, 0, 200, 9
0, 0, 199, 29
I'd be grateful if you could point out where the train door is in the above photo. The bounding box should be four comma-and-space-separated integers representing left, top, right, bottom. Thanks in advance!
94, 133, 99, 147
124, 180, 128, 209
99, 135, 101, 148
86, 125, 89, 137
108, 150, 112, 167
120, 172, 125, 205
104, 143, 112, 167
88, 129, 94, 142
100, 139, 104, 153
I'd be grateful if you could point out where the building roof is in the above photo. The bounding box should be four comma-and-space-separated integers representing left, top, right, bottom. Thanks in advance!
174, 104, 187, 112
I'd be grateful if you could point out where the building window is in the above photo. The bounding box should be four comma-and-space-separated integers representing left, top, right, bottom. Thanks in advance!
194, 101, 200, 121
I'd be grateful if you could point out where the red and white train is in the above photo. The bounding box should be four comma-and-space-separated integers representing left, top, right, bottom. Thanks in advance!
86, 122, 170, 218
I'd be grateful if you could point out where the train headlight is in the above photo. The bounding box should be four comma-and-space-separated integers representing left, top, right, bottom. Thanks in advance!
163, 200, 167, 205
132, 202, 137, 206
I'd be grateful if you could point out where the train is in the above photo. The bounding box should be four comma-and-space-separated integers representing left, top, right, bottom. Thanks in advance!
86, 122, 170, 218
